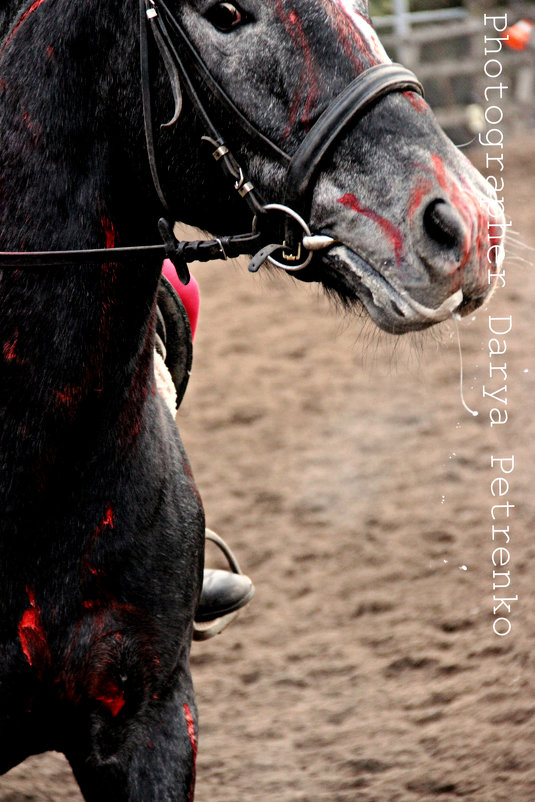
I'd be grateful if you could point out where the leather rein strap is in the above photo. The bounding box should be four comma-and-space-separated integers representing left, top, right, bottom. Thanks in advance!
0, 0, 423, 277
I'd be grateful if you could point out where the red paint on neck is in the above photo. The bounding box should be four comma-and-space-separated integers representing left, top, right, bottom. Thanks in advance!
18, 587, 49, 669
3, 330, 26, 365
101, 216, 117, 250
184, 703, 197, 801
56, 384, 83, 406
83, 504, 115, 576
338, 193, 404, 265
2, 340, 17, 361
96, 503, 115, 535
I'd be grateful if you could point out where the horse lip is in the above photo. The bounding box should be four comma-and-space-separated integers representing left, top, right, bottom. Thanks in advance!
326, 244, 464, 331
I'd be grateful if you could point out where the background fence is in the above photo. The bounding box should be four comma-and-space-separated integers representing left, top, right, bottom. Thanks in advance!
371, 2, 535, 140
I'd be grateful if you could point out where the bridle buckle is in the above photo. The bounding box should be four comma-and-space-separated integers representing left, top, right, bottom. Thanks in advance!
281, 241, 301, 262
252, 203, 313, 271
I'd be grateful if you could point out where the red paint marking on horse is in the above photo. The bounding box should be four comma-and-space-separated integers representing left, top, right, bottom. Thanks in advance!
430, 155, 474, 269
18, 587, 49, 669
94, 677, 125, 716
275, 0, 319, 136
83, 504, 115, 576
464, 185, 486, 271
2, 0, 49, 53
325, 0, 390, 69
407, 178, 432, 222
97, 504, 115, 536
321, 1, 368, 73
338, 193, 404, 265
101, 216, 117, 250
334, 21, 365, 73
288, 8, 319, 130
184, 703, 197, 802
3, 330, 26, 365
351, 9, 386, 64
431, 153, 450, 194
96, 216, 119, 367
403, 91, 426, 113
56, 384, 83, 407
460, 174, 494, 276
417, 155, 474, 268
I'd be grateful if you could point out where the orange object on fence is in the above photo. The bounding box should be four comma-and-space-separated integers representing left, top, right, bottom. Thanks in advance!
505, 19, 534, 51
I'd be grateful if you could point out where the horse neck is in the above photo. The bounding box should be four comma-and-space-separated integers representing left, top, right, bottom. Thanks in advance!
0, 0, 165, 490
0, 0, 21, 42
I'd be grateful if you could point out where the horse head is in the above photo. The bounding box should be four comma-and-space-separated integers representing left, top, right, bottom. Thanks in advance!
146, 0, 504, 333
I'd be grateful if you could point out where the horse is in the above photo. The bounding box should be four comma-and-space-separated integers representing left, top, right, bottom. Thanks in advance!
0, 0, 504, 799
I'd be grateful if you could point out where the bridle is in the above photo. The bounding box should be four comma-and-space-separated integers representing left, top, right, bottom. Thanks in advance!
0, 0, 424, 283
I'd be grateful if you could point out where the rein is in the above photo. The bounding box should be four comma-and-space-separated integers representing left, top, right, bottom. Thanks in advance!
0, 0, 423, 281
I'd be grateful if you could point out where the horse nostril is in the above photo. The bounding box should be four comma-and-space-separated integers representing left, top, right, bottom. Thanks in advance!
423, 199, 464, 252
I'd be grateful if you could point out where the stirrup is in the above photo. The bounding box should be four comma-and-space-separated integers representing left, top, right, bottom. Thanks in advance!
193, 529, 255, 641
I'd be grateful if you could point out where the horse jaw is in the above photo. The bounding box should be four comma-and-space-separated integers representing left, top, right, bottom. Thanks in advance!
319, 246, 465, 333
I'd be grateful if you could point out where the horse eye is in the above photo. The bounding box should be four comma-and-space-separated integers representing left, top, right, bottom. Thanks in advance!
205, 2, 246, 32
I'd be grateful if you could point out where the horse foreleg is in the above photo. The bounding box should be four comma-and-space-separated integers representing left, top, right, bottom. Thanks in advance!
67, 681, 198, 802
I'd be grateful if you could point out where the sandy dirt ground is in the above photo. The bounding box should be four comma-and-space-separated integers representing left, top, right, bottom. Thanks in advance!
1, 136, 534, 802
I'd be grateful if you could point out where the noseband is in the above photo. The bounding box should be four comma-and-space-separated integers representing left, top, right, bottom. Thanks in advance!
0, 0, 423, 280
